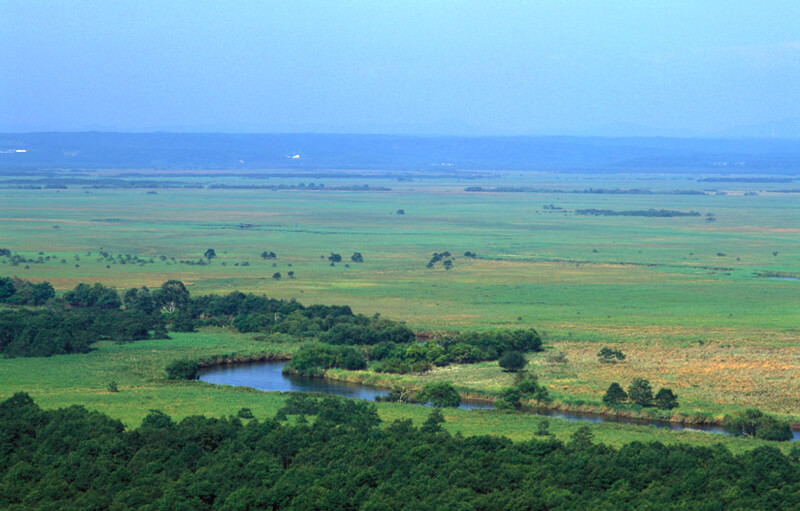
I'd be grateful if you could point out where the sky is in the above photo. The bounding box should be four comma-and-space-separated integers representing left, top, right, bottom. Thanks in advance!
2, 1, 800, 136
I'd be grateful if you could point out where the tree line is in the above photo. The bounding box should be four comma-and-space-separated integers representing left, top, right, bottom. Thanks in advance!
2, 392, 800, 511
1, 278, 542, 377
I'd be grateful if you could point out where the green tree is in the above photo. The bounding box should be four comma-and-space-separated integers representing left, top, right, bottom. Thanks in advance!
602, 382, 628, 405
204, 248, 216, 260
627, 378, 653, 406
570, 425, 595, 448
165, 359, 199, 380
351, 252, 364, 263
654, 388, 679, 410
416, 382, 461, 408
597, 347, 625, 363
535, 419, 550, 436
499, 351, 527, 372
421, 408, 445, 433
0, 277, 15, 301
723, 408, 793, 441
153, 280, 190, 313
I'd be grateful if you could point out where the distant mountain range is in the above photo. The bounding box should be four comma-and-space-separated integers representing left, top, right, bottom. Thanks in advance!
1, 132, 799, 173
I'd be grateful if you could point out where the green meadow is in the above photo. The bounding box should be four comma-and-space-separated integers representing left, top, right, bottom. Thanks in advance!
1, 170, 799, 445
0, 331, 788, 454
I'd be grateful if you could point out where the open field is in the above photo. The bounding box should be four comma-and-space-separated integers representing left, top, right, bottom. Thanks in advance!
0, 331, 791, 454
1, 169, 799, 438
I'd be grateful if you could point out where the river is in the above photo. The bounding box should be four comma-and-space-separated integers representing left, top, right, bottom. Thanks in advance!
198, 360, 799, 440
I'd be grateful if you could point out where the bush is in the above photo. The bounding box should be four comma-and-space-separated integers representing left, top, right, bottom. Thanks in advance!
627, 378, 653, 406
416, 382, 461, 408
597, 347, 625, 363
165, 359, 199, 380
723, 409, 793, 441
499, 351, 527, 372
284, 344, 367, 376
603, 382, 628, 405
654, 388, 679, 410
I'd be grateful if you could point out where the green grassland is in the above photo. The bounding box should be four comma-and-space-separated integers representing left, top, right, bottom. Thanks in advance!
0, 331, 789, 454
1, 170, 799, 444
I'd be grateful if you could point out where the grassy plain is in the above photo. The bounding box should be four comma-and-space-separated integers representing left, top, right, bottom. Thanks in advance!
1, 170, 799, 441
0, 331, 789, 454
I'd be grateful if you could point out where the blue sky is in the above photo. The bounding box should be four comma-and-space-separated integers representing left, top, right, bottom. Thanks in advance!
3, 1, 800, 136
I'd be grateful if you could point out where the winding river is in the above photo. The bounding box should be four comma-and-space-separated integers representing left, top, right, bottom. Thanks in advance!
199, 361, 799, 440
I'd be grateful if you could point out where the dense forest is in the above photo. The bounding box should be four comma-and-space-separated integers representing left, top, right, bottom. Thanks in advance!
2, 393, 800, 511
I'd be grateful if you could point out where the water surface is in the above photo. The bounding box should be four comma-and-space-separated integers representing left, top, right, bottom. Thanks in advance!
199, 360, 798, 440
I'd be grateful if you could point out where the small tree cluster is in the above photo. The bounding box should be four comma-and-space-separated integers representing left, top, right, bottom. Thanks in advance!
260, 251, 277, 259
416, 382, 461, 408
723, 409, 793, 441
602, 378, 678, 409
350, 252, 364, 263
427, 251, 453, 269
597, 347, 625, 363
498, 373, 551, 410
165, 359, 199, 380
499, 350, 527, 372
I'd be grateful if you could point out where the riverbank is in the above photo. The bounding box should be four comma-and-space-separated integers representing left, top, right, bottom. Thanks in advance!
201, 357, 800, 439
0, 334, 794, 452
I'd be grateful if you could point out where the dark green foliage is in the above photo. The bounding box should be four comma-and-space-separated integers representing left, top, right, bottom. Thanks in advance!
499, 350, 527, 372
0, 309, 94, 357
0, 278, 54, 306
170, 311, 196, 332
426, 251, 452, 268
260, 250, 277, 259
3, 394, 800, 511
153, 280, 191, 313
320, 322, 415, 345
501, 374, 551, 409
64, 282, 121, 309
655, 387, 679, 410
416, 382, 461, 408
420, 408, 445, 433
165, 359, 199, 380
203, 248, 216, 260
350, 252, 364, 263
0, 277, 15, 301
236, 408, 254, 419
123, 286, 156, 314
535, 419, 550, 436
283, 344, 366, 376
570, 425, 595, 448
723, 409, 793, 441
597, 346, 626, 363
272, 272, 281, 280
106, 381, 119, 392
602, 382, 628, 405
627, 378, 654, 406
328, 252, 342, 263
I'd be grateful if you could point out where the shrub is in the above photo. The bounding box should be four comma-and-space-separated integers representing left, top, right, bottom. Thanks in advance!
627, 378, 653, 406
499, 350, 527, 372
603, 382, 628, 405
654, 388, 679, 410
416, 382, 461, 408
165, 359, 199, 380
